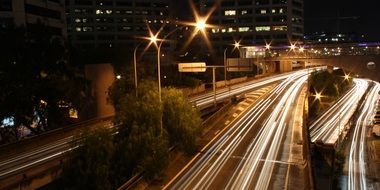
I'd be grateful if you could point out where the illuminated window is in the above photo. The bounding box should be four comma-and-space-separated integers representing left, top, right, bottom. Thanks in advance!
221, 29, 226, 33
106, 10, 112, 14
279, 8, 284, 13
83, 27, 93, 32
96, 9, 103, 14
228, 27, 236, 32
212, 29, 220, 33
120, 26, 132, 31
255, 26, 270, 31
75, 27, 82, 32
272, 9, 276, 13
260, 9, 267, 14
241, 10, 248, 15
225, 10, 236, 16
69, 108, 78, 119
238, 27, 250, 32
272, 25, 287, 31
75, 18, 81, 23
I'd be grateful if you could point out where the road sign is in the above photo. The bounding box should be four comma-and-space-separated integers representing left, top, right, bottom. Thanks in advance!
227, 58, 253, 72
178, 62, 206, 72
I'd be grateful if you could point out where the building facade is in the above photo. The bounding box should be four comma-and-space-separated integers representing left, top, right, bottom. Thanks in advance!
66, 0, 175, 49
199, 0, 304, 51
0, 0, 66, 36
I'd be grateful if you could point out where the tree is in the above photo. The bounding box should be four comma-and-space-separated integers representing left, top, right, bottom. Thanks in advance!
162, 87, 202, 154
308, 69, 352, 120
108, 78, 202, 184
109, 80, 169, 185
61, 128, 114, 190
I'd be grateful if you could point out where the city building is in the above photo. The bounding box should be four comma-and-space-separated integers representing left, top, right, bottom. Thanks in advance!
198, 0, 304, 52
66, 0, 175, 49
0, 0, 66, 36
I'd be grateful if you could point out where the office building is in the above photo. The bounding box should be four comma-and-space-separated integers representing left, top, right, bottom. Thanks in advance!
66, 0, 174, 49
199, 0, 304, 52
0, 0, 66, 36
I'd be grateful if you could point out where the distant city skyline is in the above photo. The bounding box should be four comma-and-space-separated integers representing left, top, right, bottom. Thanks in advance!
304, 0, 380, 41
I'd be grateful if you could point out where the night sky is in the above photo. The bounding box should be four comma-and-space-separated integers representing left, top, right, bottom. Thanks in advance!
304, 0, 380, 41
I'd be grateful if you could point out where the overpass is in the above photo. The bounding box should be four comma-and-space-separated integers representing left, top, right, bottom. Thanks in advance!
237, 42, 380, 82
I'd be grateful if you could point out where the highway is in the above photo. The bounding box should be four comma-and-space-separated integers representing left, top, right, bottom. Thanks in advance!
309, 78, 369, 144
165, 70, 309, 189
0, 118, 113, 189
0, 69, 315, 189
190, 70, 314, 109
347, 81, 380, 190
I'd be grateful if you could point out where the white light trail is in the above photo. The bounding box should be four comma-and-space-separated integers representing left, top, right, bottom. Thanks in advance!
310, 79, 368, 144
348, 81, 380, 190
170, 70, 309, 189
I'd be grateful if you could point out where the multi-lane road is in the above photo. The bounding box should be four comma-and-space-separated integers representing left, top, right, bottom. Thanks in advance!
190, 70, 309, 109
309, 78, 369, 145
165, 70, 310, 189
347, 81, 380, 190
0, 69, 313, 189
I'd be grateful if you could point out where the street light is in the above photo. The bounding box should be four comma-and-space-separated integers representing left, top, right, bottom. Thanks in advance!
265, 44, 271, 50
133, 43, 142, 97
344, 74, 350, 80
290, 43, 296, 51
151, 20, 207, 103
146, 20, 207, 135
196, 19, 206, 31
224, 41, 241, 86
315, 92, 322, 101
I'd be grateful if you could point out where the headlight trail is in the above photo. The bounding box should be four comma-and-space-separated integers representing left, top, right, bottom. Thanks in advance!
310, 79, 368, 144
348, 81, 380, 190
191, 68, 324, 109
168, 70, 309, 190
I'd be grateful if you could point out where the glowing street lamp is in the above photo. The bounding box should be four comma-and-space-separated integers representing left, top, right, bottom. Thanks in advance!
196, 19, 206, 31
234, 41, 240, 49
149, 34, 157, 45
299, 46, 304, 52
265, 44, 271, 50
152, 19, 209, 101
290, 44, 296, 50
144, 17, 210, 135
224, 41, 241, 86
315, 92, 322, 100
344, 74, 350, 80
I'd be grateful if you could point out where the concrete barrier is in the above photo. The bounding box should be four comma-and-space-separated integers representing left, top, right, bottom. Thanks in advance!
180, 84, 206, 96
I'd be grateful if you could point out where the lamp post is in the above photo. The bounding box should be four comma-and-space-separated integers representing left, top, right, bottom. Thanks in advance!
150, 27, 184, 103
223, 41, 240, 87
150, 21, 206, 103
148, 20, 206, 135
133, 43, 141, 97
